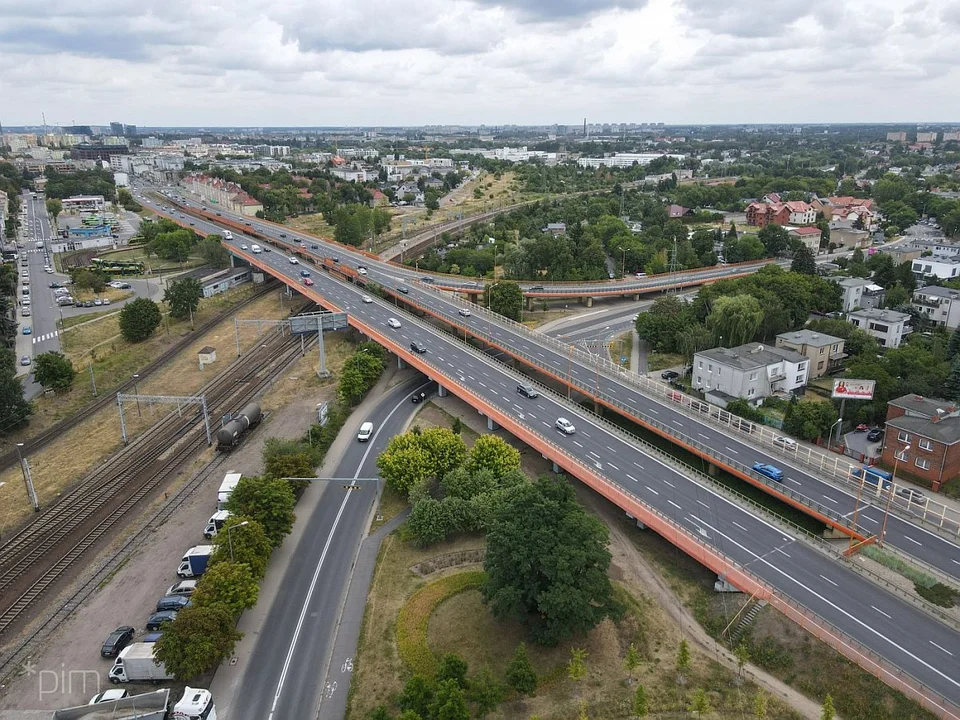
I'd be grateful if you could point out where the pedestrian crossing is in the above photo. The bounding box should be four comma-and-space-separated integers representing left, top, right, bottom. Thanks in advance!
32, 331, 59, 344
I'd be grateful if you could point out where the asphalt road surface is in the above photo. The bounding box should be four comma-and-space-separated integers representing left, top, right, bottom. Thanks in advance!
226, 376, 429, 720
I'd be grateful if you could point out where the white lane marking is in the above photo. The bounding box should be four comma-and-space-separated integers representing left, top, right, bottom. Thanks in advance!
732, 521, 748, 532
698, 433, 710, 440
930, 641, 954, 657
872, 605, 892, 620
672, 420, 684, 428
787, 477, 802, 486
862, 515, 878, 524
478, 381, 487, 388
588, 451, 600, 460
777, 548, 791, 558
606, 445, 616, 452
645, 486, 659, 495
634, 462, 644, 470
692, 516, 960, 693
724, 446, 739, 455
648, 408, 658, 414
573, 441, 584, 448
668, 500, 682, 510
608, 463, 619, 470
663, 479, 675, 488
904, 536, 922, 546
626, 474, 638, 482
697, 500, 710, 509
823, 496, 837, 504
581, 431, 591, 438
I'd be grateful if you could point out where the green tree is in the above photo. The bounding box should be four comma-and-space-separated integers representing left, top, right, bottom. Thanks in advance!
32, 351, 76, 391
153, 605, 241, 680
944, 358, 960, 401
377, 433, 433, 495
0, 351, 31, 434
405, 496, 456, 546
783, 400, 838, 442
430, 679, 470, 720
758, 224, 790, 256
118, 297, 163, 342
418, 428, 468, 480
164, 277, 203, 321
948, 328, 960, 362
790, 245, 817, 275
689, 688, 711, 718
821, 693, 835, 720
466, 666, 504, 717
567, 647, 588, 682
754, 691, 769, 719
484, 281, 523, 321
436, 653, 469, 688
633, 684, 648, 717
705, 294, 764, 347
264, 450, 313, 483
468, 434, 521, 476
337, 363, 368, 405
505, 643, 538, 696
192, 560, 259, 616
72, 267, 107, 293
624, 642, 641, 679
483, 476, 619, 646
885, 284, 909, 309
398, 675, 434, 718
675, 639, 691, 683
366, 707, 392, 720
45, 198, 62, 227
734, 641, 750, 681
209, 516, 273, 579
198, 236, 230, 267
225, 476, 296, 546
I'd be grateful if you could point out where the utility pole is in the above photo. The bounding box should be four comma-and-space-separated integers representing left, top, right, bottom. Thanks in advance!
16, 443, 39, 512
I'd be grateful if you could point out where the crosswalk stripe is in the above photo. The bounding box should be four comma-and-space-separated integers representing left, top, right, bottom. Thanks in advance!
31, 331, 59, 344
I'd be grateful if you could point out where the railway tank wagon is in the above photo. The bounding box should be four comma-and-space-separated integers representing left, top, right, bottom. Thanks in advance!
215, 403, 263, 450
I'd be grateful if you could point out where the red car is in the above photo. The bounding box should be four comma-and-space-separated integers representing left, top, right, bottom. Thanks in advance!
302, 278, 314, 286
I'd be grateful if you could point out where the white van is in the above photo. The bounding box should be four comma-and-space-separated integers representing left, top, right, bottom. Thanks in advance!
251, 244, 262, 254
357, 422, 374, 442
222, 230, 233, 240
288, 256, 299, 264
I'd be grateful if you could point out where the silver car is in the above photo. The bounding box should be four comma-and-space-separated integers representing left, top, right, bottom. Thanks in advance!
555, 417, 576, 435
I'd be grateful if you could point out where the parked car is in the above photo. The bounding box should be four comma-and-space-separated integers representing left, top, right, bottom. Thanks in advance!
103, 298, 111, 305
22, 326, 31, 335
142, 632, 163, 643
410, 341, 428, 354
855, 424, 870, 433
94, 298, 103, 306
752, 462, 784, 482
155, 595, 191, 612
22, 308, 31, 316
145, 611, 178, 631
19, 355, 30, 366
866, 428, 884, 442
100, 626, 136, 658
555, 417, 576, 435
896, 487, 926, 503
49, 282, 63, 288
517, 384, 539, 399
773, 436, 797, 451
166, 580, 197, 596
661, 370, 680, 381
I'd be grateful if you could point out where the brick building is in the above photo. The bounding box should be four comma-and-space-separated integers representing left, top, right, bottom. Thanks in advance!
882, 394, 960, 491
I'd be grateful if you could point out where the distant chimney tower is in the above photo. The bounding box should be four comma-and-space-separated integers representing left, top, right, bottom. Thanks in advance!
583, 118, 587, 138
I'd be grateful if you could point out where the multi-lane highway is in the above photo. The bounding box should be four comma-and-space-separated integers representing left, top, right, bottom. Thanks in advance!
218, 376, 429, 720
156, 190, 960, 713
161, 194, 960, 584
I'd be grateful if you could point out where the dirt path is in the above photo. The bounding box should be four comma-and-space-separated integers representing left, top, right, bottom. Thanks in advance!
579, 489, 826, 720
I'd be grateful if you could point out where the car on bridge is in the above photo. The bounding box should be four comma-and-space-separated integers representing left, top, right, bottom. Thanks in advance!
299, 269, 311, 277
752, 462, 784, 482
410, 341, 428, 354
555, 417, 576, 435
517, 384, 539, 399
303, 278, 314, 286
397, 286, 410, 294
458, 308, 472, 317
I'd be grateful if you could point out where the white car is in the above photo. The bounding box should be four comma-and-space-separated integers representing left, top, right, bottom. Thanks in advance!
89, 689, 129, 704
167, 579, 198, 596
458, 308, 472, 317
362, 295, 373, 304
555, 417, 576, 435
357, 267, 368, 275
773, 435, 797, 451
241, 244, 249, 250
387, 317, 401, 328
288, 256, 299, 264
357, 422, 374, 442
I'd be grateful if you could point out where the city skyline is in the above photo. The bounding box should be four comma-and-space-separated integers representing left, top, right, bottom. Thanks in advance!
2, 0, 959, 126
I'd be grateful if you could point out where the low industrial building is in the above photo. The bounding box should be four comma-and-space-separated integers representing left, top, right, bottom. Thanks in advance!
180, 266, 253, 297
693, 342, 809, 405
882, 394, 960, 491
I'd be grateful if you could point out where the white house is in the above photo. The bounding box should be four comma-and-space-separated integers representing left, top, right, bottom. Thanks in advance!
693, 342, 809, 405
912, 254, 960, 280
847, 308, 911, 348
785, 201, 816, 225
912, 285, 960, 329
835, 277, 871, 312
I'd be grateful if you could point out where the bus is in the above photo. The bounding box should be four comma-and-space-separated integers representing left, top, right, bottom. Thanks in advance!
90, 258, 145, 275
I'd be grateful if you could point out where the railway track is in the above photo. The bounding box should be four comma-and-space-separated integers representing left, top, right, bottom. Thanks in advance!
0, 326, 309, 638
0, 283, 278, 475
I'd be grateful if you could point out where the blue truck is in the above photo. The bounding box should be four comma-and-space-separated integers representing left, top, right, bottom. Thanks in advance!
176, 545, 214, 578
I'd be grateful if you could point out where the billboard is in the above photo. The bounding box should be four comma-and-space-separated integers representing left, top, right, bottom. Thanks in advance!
832, 379, 875, 400
290, 311, 349, 336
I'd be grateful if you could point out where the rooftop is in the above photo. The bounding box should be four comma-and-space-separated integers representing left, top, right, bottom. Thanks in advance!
889, 393, 958, 418
836, 277, 871, 289
776, 329, 844, 347
847, 307, 910, 322
885, 413, 960, 445
914, 285, 960, 299
696, 342, 807, 371
789, 226, 821, 235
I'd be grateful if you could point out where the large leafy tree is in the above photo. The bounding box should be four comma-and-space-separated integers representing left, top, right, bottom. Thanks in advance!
483, 475, 619, 646
209, 516, 273, 579
198, 235, 230, 267
225, 476, 296, 547
192, 560, 259, 616
0, 351, 30, 434
429, 679, 470, 720
467, 434, 520, 476
377, 429, 466, 496
705, 294, 763, 347
484, 281, 523, 321
790, 245, 816, 275
164, 277, 204, 320
118, 297, 162, 342
33, 351, 76, 391
418, 427, 468, 479
153, 605, 241, 680
757, 224, 790, 256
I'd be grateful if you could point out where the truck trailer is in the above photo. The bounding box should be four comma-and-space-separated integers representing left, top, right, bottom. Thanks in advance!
108, 643, 174, 683
217, 472, 242, 510
51, 689, 169, 719
177, 545, 214, 578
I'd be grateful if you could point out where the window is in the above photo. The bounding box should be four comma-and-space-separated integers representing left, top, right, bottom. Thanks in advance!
798, 362, 806, 371
698, 360, 703, 369
796, 374, 804, 383
832, 343, 839, 352
749, 372, 758, 381
918, 438, 933, 451
898, 431, 910, 443
819, 347, 825, 354
747, 388, 755, 397
708, 363, 713, 372
817, 361, 825, 370
915, 458, 931, 471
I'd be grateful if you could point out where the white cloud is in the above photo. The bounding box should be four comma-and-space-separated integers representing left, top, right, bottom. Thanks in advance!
0, 0, 958, 125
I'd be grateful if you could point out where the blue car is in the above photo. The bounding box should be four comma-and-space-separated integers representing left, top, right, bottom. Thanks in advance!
22, 326, 31, 335
299, 269, 311, 277
752, 462, 784, 482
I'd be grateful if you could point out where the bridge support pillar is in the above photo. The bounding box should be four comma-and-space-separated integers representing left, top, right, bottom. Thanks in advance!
714, 575, 742, 593
706, 463, 719, 477
583, 296, 593, 308
526, 296, 535, 311
438, 385, 448, 398
823, 526, 848, 540
633, 294, 640, 301
626, 512, 647, 530
552, 461, 561, 474
397, 356, 406, 369
487, 417, 499, 431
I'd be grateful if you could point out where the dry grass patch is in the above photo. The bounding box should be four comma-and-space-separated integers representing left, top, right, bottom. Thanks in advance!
70, 288, 135, 303
285, 214, 335, 239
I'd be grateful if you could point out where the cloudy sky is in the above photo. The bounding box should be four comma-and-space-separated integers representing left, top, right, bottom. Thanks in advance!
1, 0, 958, 127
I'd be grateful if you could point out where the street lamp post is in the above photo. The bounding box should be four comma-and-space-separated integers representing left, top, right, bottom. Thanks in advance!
132, 374, 142, 418
829, 417, 843, 452
619, 247, 625, 278
880, 445, 910, 546
226, 520, 250, 562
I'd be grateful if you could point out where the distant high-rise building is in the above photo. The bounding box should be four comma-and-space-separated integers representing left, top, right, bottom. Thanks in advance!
583, 118, 587, 137
110, 122, 124, 136
886, 131, 907, 142
943, 131, 960, 142
124, 124, 137, 137
64, 125, 93, 137
917, 132, 938, 143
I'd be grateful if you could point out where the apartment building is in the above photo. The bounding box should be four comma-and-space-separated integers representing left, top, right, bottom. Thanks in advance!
693, 342, 809, 405
775, 330, 846, 378
886, 131, 907, 142
912, 285, 960, 329
912, 254, 960, 280
847, 308, 911, 348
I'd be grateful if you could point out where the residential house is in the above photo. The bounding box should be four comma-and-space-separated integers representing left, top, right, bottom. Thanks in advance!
183, 174, 263, 216
775, 330, 846, 378
881, 394, 960, 491
907, 238, 960, 256
543, 223, 566, 236
746, 202, 789, 227
835, 277, 871, 311
788, 226, 822, 253
330, 166, 367, 182
369, 189, 388, 207
785, 201, 816, 225
912, 285, 960, 329
395, 182, 424, 205
912, 254, 960, 280
762, 193, 782, 204
668, 204, 694, 219
847, 308, 911, 348
859, 283, 886, 310
692, 342, 809, 405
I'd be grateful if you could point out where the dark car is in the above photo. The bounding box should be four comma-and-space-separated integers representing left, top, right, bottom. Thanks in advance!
866, 428, 884, 442
155, 595, 191, 612
84, 300, 94, 308
661, 370, 680, 381
411, 391, 427, 403
49, 282, 63, 289
299, 269, 311, 277
142, 631, 163, 643
397, 286, 410, 294
410, 341, 428, 354
517, 384, 539, 399
145, 611, 178, 631
280, 233, 287, 238
101, 626, 135, 658
311, 244, 319, 250
528, 285, 545, 291
421, 276, 436, 283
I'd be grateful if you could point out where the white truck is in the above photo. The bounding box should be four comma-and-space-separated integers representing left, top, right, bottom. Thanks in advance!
250, 244, 262, 254
177, 545, 214, 578
108, 643, 174, 684
217, 472, 242, 511
203, 510, 231, 538
172, 686, 218, 720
